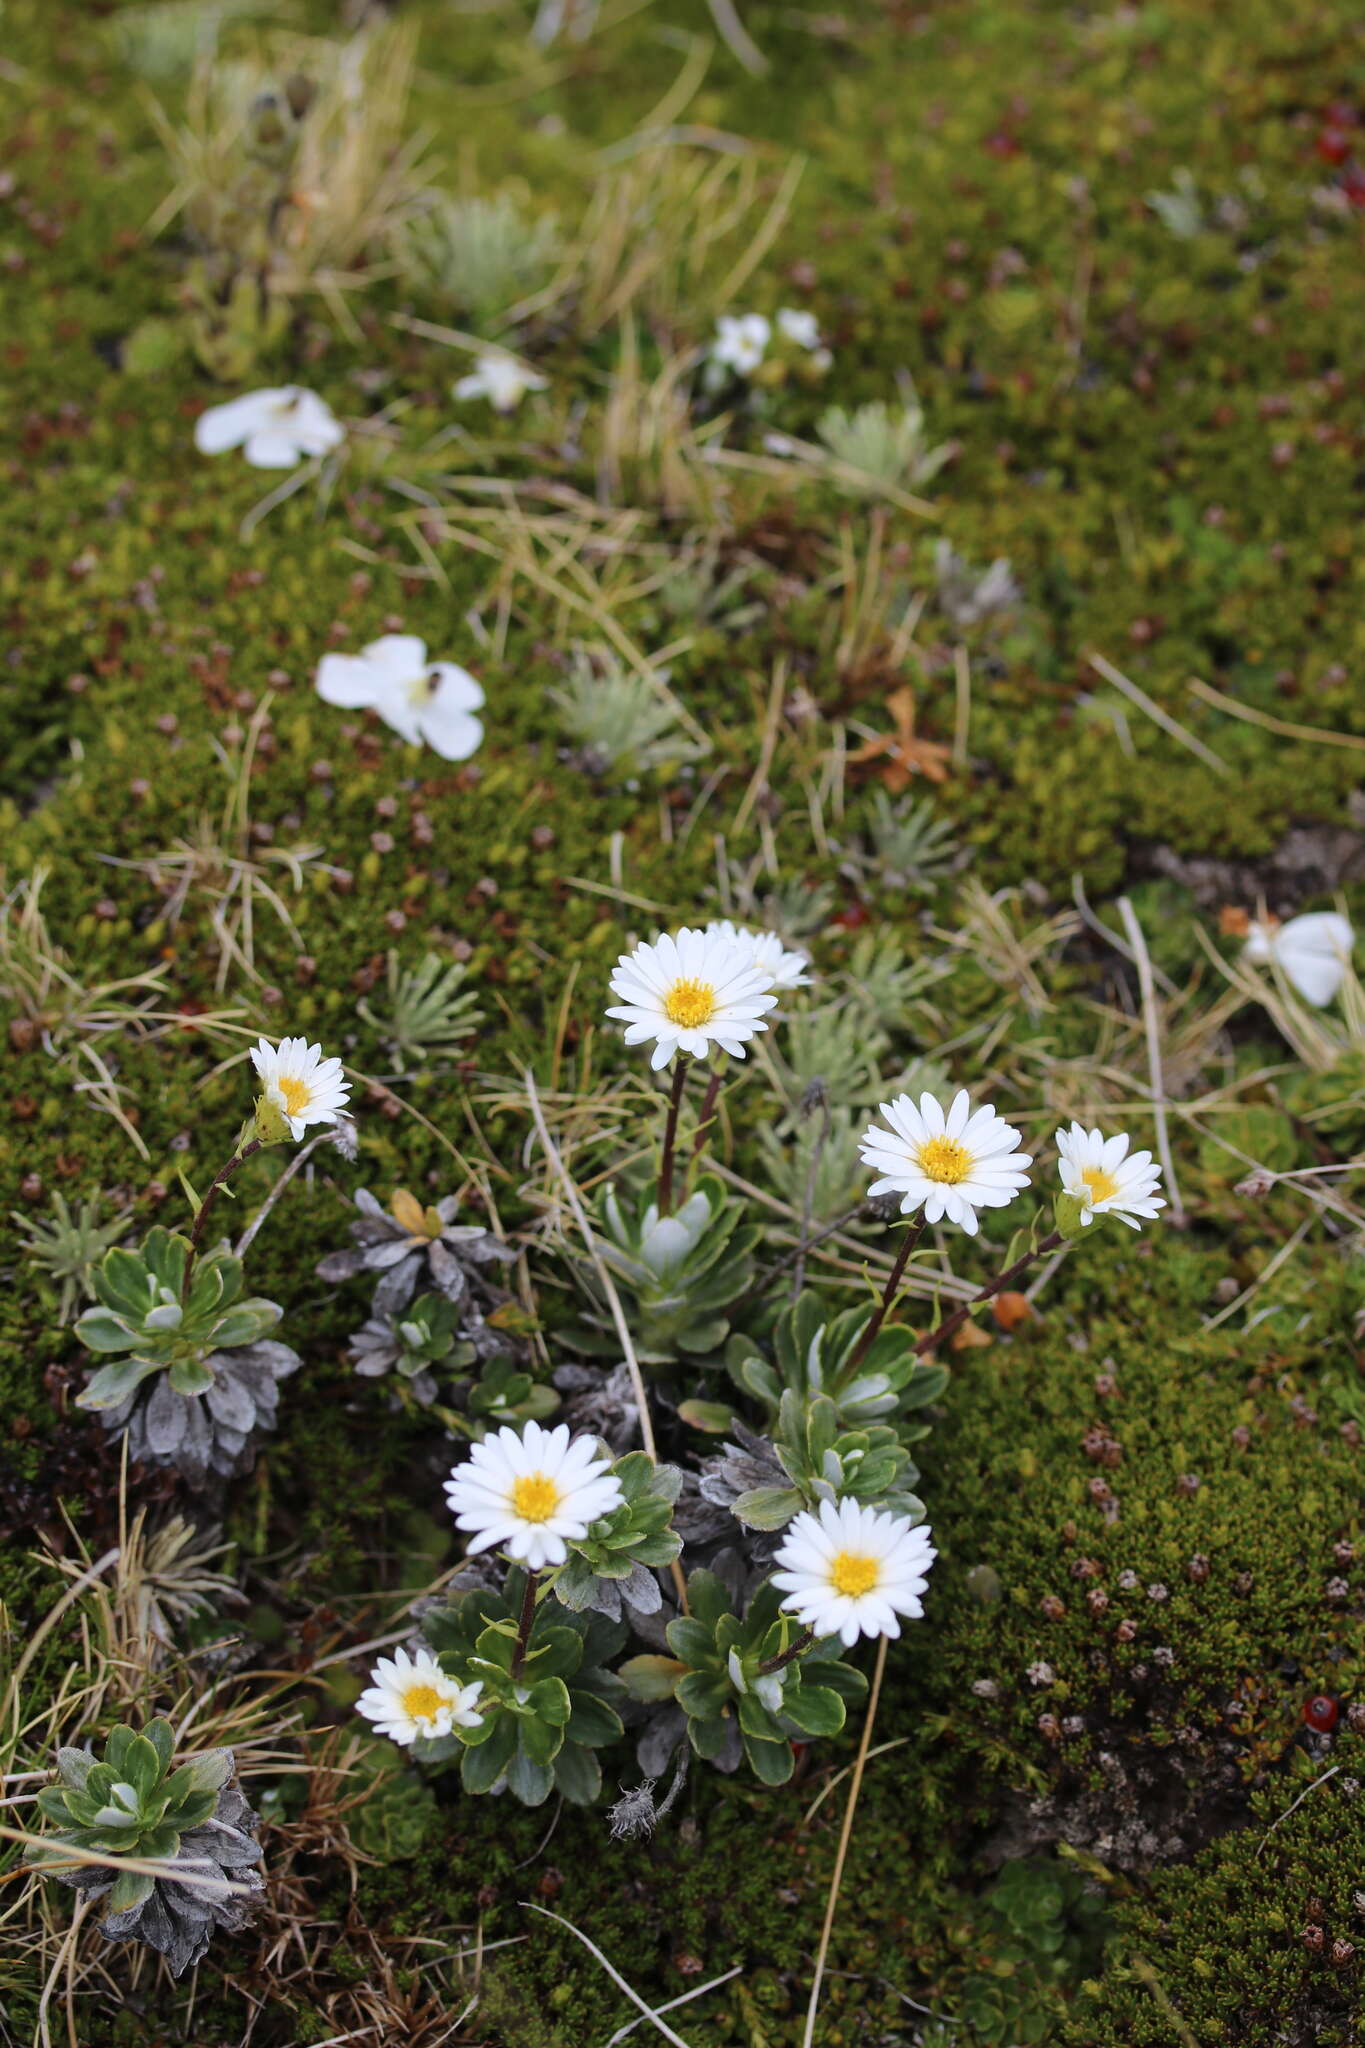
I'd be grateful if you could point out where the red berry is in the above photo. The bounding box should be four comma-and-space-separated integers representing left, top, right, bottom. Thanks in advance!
1303, 1694, 1339, 1733
1317, 125, 1352, 165
832, 898, 871, 929
1342, 164, 1365, 208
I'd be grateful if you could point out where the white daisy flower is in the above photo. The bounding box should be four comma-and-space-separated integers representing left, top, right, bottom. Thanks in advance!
859, 1088, 1031, 1235
316, 634, 484, 761
709, 312, 771, 377
454, 353, 548, 413
357, 1645, 483, 1747
606, 926, 779, 1071
444, 1419, 624, 1571
704, 918, 812, 992
772, 1497, 936, 1648
249, 1035, 351, 1140
1055, 1123, 1166, 1231
1244, 911, 1354, 1008
776, 307, 822, 352
193, 386, 344, 469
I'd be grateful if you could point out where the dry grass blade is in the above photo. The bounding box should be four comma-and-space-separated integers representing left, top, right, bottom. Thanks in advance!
522, 1903, 697, 2048
1085, 651, 1228, 775
1188, 675, 1365, 752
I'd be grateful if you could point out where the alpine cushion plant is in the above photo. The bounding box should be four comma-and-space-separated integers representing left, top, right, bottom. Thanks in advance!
30, 1720, 263, 1977
571, 1173, 762, 1367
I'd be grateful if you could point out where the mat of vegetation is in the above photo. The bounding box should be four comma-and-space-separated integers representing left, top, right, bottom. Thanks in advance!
2, 0, 1363, 2043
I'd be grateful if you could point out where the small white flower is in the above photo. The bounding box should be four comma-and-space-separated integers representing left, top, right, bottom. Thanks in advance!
316, 634, 484, 761
772, 1497, 936, 1647
453, 353, 548, 413
444, 1419, 624, 1570
776, 307, 822, 352
859, 1088, 1031, 1235
709, 313, 771, 377
606, 926, 778, 1071
704, 918, 812, 991
1055, 1123, 1165, 1230
357, 1645, 483, 1746
249, 1035, 350, 1140
193, 386, 344, 469
1244, 911, 1354, 1008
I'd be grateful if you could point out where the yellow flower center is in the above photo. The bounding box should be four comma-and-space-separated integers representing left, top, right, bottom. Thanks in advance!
276, 1074, 313, 1117
512, 1473, 561, 1523
1081, 1166, 1120, 1206
830, 1551, 881, 1598
401, 1683, 445, 1721
664, 978, 717, 1030
917, 1135, 972, 1185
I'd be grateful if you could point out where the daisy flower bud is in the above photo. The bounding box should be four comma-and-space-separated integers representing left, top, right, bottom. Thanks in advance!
357, 1646, 483, 1747
249, 1036, 351, 1142
772, 1497, 936, 1647
1055, 1124, 1165, 1231
444, 1419, 625, 1570
859, 1088, 1031, 1235
606, 927, 778, 1071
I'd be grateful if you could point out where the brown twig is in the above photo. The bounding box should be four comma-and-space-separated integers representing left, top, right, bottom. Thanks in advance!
656, 1061, 689, 1217
844, 1218, 927, 1373
913, 1229, 1064, 1354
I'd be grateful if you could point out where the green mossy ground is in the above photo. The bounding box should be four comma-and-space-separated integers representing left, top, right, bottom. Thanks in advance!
3, 0, 1364, 2041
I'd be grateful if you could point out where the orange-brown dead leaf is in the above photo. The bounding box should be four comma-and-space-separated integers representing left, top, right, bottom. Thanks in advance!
848, 684, 951, 790
992, 1290, 1034, 1332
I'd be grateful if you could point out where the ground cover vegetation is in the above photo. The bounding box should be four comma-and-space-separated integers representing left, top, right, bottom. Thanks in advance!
2, 0, 1364, 2043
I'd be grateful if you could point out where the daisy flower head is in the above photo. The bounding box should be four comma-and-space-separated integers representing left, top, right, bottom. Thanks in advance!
316, 634, 484, 761
454, 352, 548, 414
357, 1645, 483, 1747
606, 926, 778, 1071
444, 1419, 624, 1570
860, 1088, 1031, 1235
193, 386, 344, 469
776, 307, 822, 352
1244, 911, 1354, 1009
704, 919, 812, 992
772, 1497, 936, 1648
250, 1035, 350, 1141
1056, 1123, 1165, 1231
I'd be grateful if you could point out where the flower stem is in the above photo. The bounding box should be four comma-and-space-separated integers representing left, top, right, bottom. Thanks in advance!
181, 1139, 263, 1304
758, 1625, 815, 1676
510, 1569, 539, 1679
801, 1633, 889, 2048
656, 1060, 689, 1218
690, 1067, 723, 1161
843, 1216, 928, 1374
914, 1228, 1065, 1355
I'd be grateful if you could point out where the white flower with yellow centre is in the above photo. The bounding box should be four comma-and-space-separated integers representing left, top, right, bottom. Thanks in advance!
444, 1419, 624, 1570
1244, 911, 1354, 1008
1056, 1123, 1165, 1230
315, 635, 485, 761
606, 927, 778, 1071
704, 919, 812, 992
193, 386, 344, 469
357, 1645, 483, 1747
249, 1035, 351, 1140
772, 1497, 936, 1647
859, 1088, 1031, 1235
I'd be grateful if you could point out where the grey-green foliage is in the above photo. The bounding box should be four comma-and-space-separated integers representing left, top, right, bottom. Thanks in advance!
12, 1191, 132, 1322
31, 1719, 263, 1977
551, 646, 704, 781
552, 1452, 683, 1620
572, 1175, 760, 1366
863, 790, 961, 892
393, 191, 559, 326
105, 0, 264, 82
357, 951, 484, 1068
74, 1227, 283, 1411
816, 394, 954, 491
754, 1102, 868, 1222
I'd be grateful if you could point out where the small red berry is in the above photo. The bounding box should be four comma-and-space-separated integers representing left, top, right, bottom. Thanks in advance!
1316, 125, 1352, 165
832, 898, 871, 929
1303, 1694, 1338, 1733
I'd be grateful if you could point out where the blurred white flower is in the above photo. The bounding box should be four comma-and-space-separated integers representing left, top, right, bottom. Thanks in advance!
776, 307, 821, 351
193, 387, 344, 469
772, 1497, 936, 1647
607, 926, 777, 1070
709, 313, 770, 378
454, 353, 548, 413
316, 634, 484, 760
860, 1088, 1031, 1235
1055, 1123, 1165, 1230
1244, 911, 1354, 1007
704, 918, 811, 991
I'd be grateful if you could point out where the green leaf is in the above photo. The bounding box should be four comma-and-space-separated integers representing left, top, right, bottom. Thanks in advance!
461, 1711, 515, 1792
743, 1732, 796, 1785
781, 1685, 846, 1738
122, 1733, 164, 1803
676, 1670, 732, 1721
618, 1655, 687, 1703
677, 1398, 736, 1434
737, 1692, 785, 1743
565, 1691, 623, 1749
552, 1741, 602, 1805
685, 1571, 734, 1631
73, 1307, 139, 1355
505, 1746, 555, 1806
731, 1485, 804, 1531
518, 1709, 565, 1770
665, 1618, 718, 1670
105, 1869, 157, 1916
144, 1720, 174, 1775
168, 1355, 216, 1398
